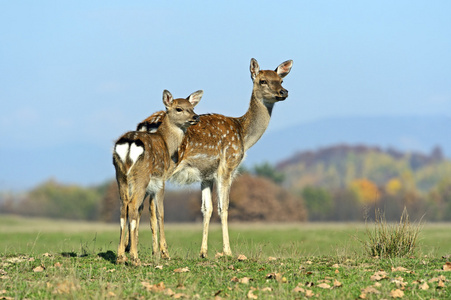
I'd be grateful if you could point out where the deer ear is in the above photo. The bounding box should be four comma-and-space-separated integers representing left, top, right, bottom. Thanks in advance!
187, 90, 203, 107
275, 60, 293, 78
162, 90, 173, 108
250, 58, 260, 81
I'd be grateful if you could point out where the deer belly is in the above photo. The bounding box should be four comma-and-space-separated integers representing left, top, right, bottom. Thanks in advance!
146, 178, 164, 194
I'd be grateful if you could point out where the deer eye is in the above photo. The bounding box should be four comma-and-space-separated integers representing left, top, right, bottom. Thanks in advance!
259, 80, 267, 85
176, 107, 183, 112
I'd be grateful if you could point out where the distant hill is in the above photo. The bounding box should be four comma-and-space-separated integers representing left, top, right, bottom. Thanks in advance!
276, 144, 451, 192
244, 115, 451, 166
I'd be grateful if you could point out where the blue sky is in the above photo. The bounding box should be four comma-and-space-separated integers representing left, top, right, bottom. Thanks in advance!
1, 1, 450, 190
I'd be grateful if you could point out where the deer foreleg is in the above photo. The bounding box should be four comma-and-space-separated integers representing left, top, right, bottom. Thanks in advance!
200, 180, 213, 258
216, 176, 232, 257
149, 195, 159, 256
155, 185, 169, 259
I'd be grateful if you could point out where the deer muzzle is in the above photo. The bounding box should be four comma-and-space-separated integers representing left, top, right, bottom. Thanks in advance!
189, 115, 200, 125
276, 88, 288, 101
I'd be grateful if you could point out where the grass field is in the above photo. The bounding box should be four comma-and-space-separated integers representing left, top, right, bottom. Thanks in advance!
0, 215, 450, 299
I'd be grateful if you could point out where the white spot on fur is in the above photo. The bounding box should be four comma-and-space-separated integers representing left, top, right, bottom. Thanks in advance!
127, 143, 144, 175
115, 143, 129, 163
120, 218, 125, 230
130, 143, 144, 162
130, 220, 137, 231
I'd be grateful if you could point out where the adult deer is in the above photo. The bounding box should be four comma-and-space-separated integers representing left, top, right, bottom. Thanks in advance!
113, 90, 203, 265
138, 58, 293, 258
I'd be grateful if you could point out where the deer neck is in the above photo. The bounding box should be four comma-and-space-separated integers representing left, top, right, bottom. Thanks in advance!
158, 118, 185, 158
239, 92, 274, 151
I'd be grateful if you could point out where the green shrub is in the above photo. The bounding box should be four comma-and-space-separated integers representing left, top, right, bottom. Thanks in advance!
363, 208, 422, 258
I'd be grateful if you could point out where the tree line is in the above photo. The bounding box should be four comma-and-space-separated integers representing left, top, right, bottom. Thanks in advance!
1, 144, 449, 222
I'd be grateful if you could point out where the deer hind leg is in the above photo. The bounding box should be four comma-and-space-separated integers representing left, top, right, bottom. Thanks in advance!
216, 174, 233, 257
128, 189, 147, 266
116, 176, 130, 264
117, 201, 128, 264
154, 184, 170, 259
200, 180, 213, 258
149, 194, 159, 256
125, 200, 144, 253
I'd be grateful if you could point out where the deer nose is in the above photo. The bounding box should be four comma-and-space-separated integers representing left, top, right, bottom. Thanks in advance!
193, 115, 200, 122
279, 89, 288, 97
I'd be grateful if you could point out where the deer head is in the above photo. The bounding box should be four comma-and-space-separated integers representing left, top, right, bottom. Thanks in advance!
250, 58, 293, 105
162, 89, 202, 132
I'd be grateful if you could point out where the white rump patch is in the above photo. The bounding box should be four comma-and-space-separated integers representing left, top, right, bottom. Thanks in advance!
115, 143, 129, 163
129, 143, 144, 164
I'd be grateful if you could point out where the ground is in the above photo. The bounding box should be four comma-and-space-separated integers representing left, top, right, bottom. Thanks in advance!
0, 216, 450, 299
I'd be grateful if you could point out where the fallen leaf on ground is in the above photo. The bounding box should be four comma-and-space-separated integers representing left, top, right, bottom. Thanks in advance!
174, 267, 189, 273
239, 277, 251, 284
237, 254, 247, 261
419, 282, 429, 290
332, 264, 339, 268
54, 262, 62, 268
164, 288, 175, 296
0, 270, 7, 275
268, 256, 277, 261
173, 293, 187, 299
141, 281, 165, 292
305, 260, 313, 265
33, 265, 45, 272
335, 269, 340, 274
391, 277, 407, 288
370, 270, 388, 281
361, 286, 380, 294
391, 266, 408, 272
317, 283, 331, 289
437, 280, 445, 288
42, 253, 52, 257
428, 275, 446, 283
247, 289, 257, 299
107, 291, 116, 297
305, 289, 314, 297
293, 286, 305, 293
333, 279, 342, 288
260, 287, 272, 292
215, 252, 224, 258
390, 289, 404, 298
155, 265, 163, 270
443, 262, 451, 271
53, 281, 80, 294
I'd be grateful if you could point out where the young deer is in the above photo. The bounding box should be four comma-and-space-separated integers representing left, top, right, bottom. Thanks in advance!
113, 90, 202, 265
138, 58, 293, 258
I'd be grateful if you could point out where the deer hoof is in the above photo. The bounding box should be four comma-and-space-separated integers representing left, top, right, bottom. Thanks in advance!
131, 258, 141, 267
116, 255, 127, 264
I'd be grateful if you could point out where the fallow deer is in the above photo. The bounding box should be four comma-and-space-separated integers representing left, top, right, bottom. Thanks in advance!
138, 58, 293, 258
113, 90, 203, 265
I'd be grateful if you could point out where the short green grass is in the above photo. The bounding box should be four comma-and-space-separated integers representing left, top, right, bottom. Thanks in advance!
0, 215, 450, 299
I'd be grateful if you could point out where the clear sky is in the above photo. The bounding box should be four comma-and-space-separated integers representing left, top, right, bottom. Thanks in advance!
1, 1, 450, 190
